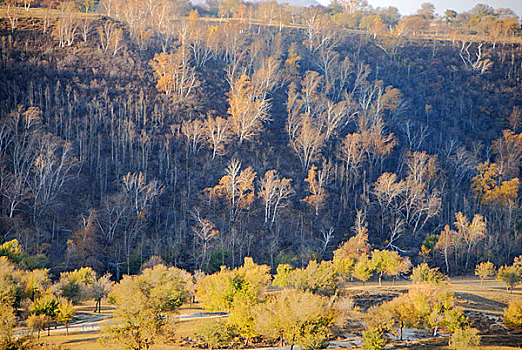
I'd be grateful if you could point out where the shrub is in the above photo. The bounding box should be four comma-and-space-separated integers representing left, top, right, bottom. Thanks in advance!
195, 319, 236, 349
272, 263, 293, 288
291, 260, 339, 296
449, 327, 480, 350
503, 299, 522, 329
362, 326, 388, 350
411, 263, 446, 285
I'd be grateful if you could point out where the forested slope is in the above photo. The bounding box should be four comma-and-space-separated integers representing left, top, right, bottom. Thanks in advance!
0, 3, 521, 278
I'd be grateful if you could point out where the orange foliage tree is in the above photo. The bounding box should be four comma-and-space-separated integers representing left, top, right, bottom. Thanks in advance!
227, 75, 270, 144
302, 164, 328, 215
150, 48, 199, 101
471, 161, 519, 206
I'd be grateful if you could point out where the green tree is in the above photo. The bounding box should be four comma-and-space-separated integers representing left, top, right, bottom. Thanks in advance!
363, 305, 393, 349
497, 265, 522, 292
254, 290, 334, 350
353, 254, 374, 284
21, 268, 50, 301
195, 319, 235, 349
362, 326, 388, 350
272, 264, 294, 288
30, 292, 59, 336
27, 314, 50, 339
0, 257, 19, 307
333, 215, 371, 280
104, 264, 187, 349
382, 296, 415, 340
0, 306, 16, 347
91, 273, 113, 313
55, 298, 75, 336
411, 263, 447, 285
291, 260, 338, 296
197, 257, 270, 312
0, 239, 25, 264
197, 258, 270, 344
370, 250, 410, 286
56, 267, 96, 304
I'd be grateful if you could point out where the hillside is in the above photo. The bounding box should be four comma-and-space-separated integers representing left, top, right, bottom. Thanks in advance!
0, 3, 521, 280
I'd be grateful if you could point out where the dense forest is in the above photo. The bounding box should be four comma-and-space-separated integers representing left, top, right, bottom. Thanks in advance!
0, 0, 521, 282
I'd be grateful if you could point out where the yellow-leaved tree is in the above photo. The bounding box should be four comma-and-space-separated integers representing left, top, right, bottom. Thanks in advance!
302, 164, 328, 215
227, 74, 270, 144
150, 47, 199, 101
471, 161, 519, 206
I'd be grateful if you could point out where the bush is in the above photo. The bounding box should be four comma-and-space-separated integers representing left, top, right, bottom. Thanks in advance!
449, 327, 480, 350
503, 299, 522, 329
411, 263, 446, 285
272, 264, 293, 288
196, 257, 270, 312
195, 319, 236, 349
291, 260, 339, 296
362, 326, 388, 350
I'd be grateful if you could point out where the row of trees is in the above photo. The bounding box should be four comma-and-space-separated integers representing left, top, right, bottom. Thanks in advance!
3, 234, 522, 349
0, 239, 113, 345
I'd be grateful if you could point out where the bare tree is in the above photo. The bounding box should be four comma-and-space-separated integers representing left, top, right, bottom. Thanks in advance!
459, 42, 493, 74
302, 163, 329, 215
372, 152, 441, 248
30, 134, 78, 221
53, 2, 79, 48
121, 172, 164, 218
181, 119, 205, 155
204, 116, 232, 160
259, 169, 294, 225
227, 74, 271, 144
98, 21, 124, 56
207, 159, 256, 221
289, 116, 325, 172
191, 209, 219, 270
6, 1, 20, 32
